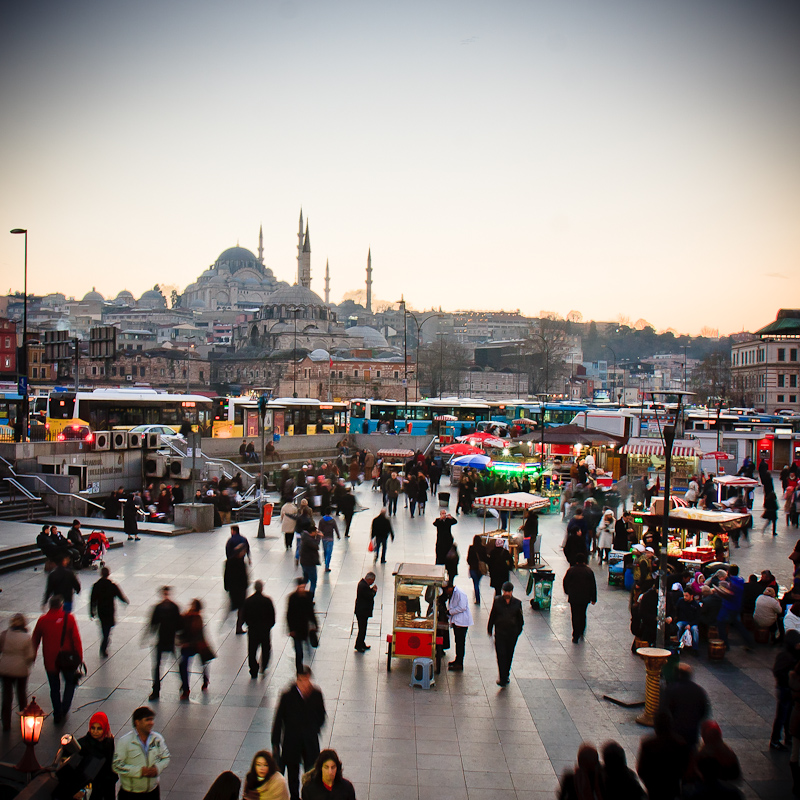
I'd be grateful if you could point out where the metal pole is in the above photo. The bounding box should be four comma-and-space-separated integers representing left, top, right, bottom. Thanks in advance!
656, 420, 676, 648
10, 229, 28, 441
293, 310, 298, 398
73, 337, 79, 392
402, 298, 408, 421
439, 334, 444, 398
257, 410, 266, 538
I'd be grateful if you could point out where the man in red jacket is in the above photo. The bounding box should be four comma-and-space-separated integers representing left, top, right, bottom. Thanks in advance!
32, 596, 83, 724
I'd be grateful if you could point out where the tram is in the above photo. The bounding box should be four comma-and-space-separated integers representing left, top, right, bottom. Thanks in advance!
211, 396, 348, 438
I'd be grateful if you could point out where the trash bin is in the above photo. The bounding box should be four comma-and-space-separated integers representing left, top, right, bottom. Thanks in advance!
262, 502, 273, 526
438, 491, 450, 508
529, 569, 555, 610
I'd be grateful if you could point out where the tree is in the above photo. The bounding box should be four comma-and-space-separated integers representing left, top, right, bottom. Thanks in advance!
416, 336, 469, 398
524, 317, 572, 396
691, 351, 731, 406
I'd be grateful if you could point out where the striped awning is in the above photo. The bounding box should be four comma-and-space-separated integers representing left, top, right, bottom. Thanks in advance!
619, 443, 702, 457
377, 448, 415, 459
434, 414, 458, 422
473, 492, 550, 511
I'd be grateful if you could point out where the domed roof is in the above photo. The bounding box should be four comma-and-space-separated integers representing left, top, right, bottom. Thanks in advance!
214, 246, 263, 275
138, 289, 167, 308
309, 348, 330, 361
265, 284, 326, 307
116, 290, 134, 300
82, 287, 104, 302
345, 326, 389, 348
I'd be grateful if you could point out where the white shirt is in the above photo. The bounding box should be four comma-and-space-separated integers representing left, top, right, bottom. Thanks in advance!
448, 586, 473, 627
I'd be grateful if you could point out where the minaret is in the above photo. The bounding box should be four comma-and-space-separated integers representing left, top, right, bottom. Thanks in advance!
257, 224, 264, 265
299, 221, 311, 288
324, 260, 330, 305
296, 209, 304, 285
366, 248, 373, 314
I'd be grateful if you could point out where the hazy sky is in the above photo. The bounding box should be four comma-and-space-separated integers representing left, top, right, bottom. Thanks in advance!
1, 0, 799, 335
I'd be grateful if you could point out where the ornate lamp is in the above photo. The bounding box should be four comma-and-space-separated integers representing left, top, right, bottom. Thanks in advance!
16, 697, 46, 773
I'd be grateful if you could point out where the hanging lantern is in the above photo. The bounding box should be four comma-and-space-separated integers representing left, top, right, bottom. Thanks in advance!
16, 697, 46, 773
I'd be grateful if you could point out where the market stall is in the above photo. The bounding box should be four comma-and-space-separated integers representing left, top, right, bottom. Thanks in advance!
386, 563, 447, 673
473, 492, 550, 566
618, 439, 702, 492
377, 447, 415, 471
713, 474, 759, 505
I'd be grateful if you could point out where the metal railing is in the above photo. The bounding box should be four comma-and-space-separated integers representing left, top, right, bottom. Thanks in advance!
2, 476, 41, 501
21, 474, 106, 515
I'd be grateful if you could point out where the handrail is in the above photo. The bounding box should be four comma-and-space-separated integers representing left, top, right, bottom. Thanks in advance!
3, 477, 41, 501
22, 474, 106, 514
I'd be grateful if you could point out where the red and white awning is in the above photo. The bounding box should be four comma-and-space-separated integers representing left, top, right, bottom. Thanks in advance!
434, 414, 458, 422
619, 443, 702, 458
713, 475, 759, 488
377, 448, 415, 459
473, 492, 550, 511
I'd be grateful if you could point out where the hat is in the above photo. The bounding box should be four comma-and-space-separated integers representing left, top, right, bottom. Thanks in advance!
282, 463, 289, 469
645, 547, 655, 553
765, 587, 777, 598
632, 544, 646, 553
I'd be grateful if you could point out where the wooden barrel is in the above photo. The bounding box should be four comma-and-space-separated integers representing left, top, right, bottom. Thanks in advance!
753, 627, 770, 644
707, 626, 719, 640
633, 636, 650, 653
708, 639, 726, 660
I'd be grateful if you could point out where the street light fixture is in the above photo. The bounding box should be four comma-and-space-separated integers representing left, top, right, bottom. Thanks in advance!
436, 332, 446, 399
288, 306, 302, 398
402, 306, 442, 402
10, 228, 28, 442
16, 697, 46, 773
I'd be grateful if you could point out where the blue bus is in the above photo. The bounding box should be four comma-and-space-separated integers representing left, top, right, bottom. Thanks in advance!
349, 398, 494, 436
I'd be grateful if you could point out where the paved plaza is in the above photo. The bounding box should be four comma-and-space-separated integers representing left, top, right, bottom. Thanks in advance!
1, 481, 797, 799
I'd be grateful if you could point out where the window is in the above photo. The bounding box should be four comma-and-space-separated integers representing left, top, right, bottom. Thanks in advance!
779, 374, 785, 388
31, 367, 37, 377
778, 348, 786, 361
338, 371, 343, 378
92, 367, 97, 376
160, 369, 165, 376
354, 370, 359, 378
141, 367, 147, 377
792, 349, 798, 362
111, 367, 117, 376
376, 370, 382, 378
200, 370, 204, 382
792, 375, 798, 388
791, 395, 797, 403
394, 371, 399, 379
778, 395, 785, 402
4, 337, 9, 348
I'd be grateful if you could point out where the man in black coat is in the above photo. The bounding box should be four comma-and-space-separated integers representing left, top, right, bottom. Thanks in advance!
148, 585, 182, 700
637, 711, 690, 800
354, 572, 377, 653
44, 553, 81, 614
66, 519, 86, 560
433, 510, 457, 564
272, 666, 327, 800
89, 566, 128, 658
370, 509, 394, 564
661, 663, 710, 748
287, 578, 318, 673
562, 552, 597, 643
223, 547, 249, 634
243, 580, 276, 678
487, 581, 524, 687
338, 486, 356, 537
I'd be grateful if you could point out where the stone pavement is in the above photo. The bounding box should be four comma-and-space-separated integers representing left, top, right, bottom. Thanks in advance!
0, 481, 797, 799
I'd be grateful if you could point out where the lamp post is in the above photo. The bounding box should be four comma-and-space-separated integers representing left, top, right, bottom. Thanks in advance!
436, 332, 446, 399
288, 306, 302, 398
398, 297, 408, 420
184, 338, 196, 394
16, 697, 46, 773
679, 344, 689, 391
10, 228, 28, 442
530, 333, 550, 396
603, 344, 617, 399
404, 309, 442, 401
537, 392, 548, 467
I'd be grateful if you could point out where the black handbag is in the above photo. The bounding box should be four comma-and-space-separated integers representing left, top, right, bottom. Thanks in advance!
55, 615, 83, 672
308, 626, 319, 648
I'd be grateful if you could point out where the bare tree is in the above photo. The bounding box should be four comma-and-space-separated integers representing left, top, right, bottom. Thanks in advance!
524, 317, 572, 396
691, 351, 731, 406
416, 336, 469, 398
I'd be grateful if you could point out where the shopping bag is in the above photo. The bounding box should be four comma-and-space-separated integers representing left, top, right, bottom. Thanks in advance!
368, 538, 375, 552
679, 628, 693, 650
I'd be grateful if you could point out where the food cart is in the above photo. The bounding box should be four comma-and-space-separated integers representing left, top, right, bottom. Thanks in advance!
386, 563, 447, 673
712, 474, 759, 505
473, 492, 550, 566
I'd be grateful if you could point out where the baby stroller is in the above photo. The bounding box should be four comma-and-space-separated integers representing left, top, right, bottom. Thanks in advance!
82, 530, 110, 569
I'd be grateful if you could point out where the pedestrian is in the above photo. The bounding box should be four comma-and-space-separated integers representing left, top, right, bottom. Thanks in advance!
243, 750, 289, 800
661, 663, 710, 748
715, 564, 755, 651
601, 741, 645, 800
433, 510, 457, 564
763, 490, 779, 536
226, 523, 252, 562
179, 598, 214, 700
90, 566, 129, 658
443, 583, 473, 671
770, 630, 800, 750
562, 552, 597, 643
301, 749, 356, 800
0, 613, 34, 732
287, 578, 318, 673
444, 542, 459, 583
203, 772, 242, 800
614, 510, 635, 551
417, 473, 429, 515
299, 528, 322, 598
243, 580, 276, 679
338, 487, 356, 537
487, 542, 514, 597
148, 585, 182, 701
78, 712, 118, 800
370, 508, 394, 565
281, 499, 299, 551
487, 581, 523, 687
429, 461, 442, 496
596, 509, 615, 564
224, 543, 249, 635
563, 509, 589, 565
32, 595, 82, 724
271, 666, 327, 800
385, 471, 401, 516
43, 553, 81, 614
113, 706, 170, 800
557, 744, 605, 800
66, 519, 87, 561
318, 513, 340, 572
467, 534, 488, 604
675, 588, 701, 654
354, 572, 377, 653
123, 494, 140, 541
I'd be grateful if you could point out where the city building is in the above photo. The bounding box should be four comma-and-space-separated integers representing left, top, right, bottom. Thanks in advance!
0, 319, 16, 378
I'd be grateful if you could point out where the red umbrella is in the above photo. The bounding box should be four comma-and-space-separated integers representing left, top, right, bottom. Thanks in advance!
441, 443, 484, 455
456, 431, 507, 449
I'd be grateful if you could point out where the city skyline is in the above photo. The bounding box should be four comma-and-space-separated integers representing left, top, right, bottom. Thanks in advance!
1, 0, 799, 334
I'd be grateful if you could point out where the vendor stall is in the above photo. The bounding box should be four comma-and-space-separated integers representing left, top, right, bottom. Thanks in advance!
386, 563, 447, 673
619, 439, 702, 492
377, 447, 415, 472
473, 492, 549, 566
712, 474, 759, 505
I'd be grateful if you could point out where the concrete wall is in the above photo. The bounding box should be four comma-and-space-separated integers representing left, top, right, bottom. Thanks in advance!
351, 433, 436, 455
201, 435, 341, 460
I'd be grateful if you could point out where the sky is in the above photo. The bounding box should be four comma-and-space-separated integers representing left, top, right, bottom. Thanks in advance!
1, 0, 799, 335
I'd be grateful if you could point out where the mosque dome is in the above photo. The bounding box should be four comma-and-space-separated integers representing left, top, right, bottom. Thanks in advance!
345, 326, 389, 348
309, 348, 330, 361
265, 284, 326, 308
82, 287, 104, 302
138, 289, 167, 309
214, 246, 262, 274
116, 290, 134, 302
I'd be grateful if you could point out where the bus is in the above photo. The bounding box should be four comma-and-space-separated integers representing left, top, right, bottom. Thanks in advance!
47, 389, 213, 436
211, 397, 348, 438
349, 398, 494, 435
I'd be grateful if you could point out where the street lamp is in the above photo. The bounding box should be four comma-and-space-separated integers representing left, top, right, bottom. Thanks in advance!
679, 344, 690, 392
16, 697, 46, 773
404, 308, 442, 401
529, 332, 550, 395
288, 306, 302, 398
10, 228, 28, 442
436, 332, 446, 399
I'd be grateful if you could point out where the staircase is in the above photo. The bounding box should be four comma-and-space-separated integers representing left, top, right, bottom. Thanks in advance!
0, 537, 125, 575
0, 489, 53, 523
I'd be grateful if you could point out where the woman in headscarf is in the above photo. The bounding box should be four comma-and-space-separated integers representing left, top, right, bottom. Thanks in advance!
243, 750, 289, 800
690, 571, 706, 597
0, 613, 34, 732
77, 712, 117, 800
595, 510, 615, 565
697, 720, 741, 781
